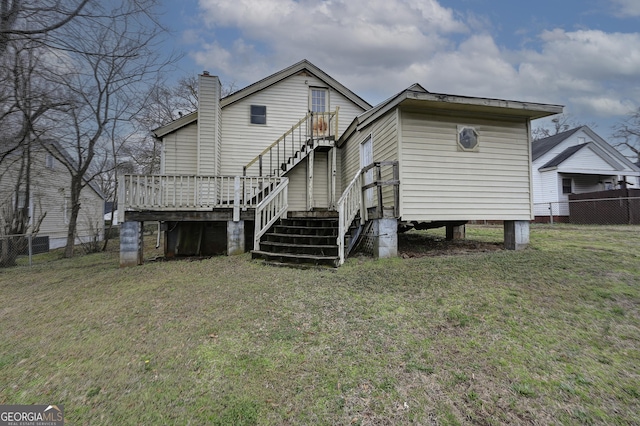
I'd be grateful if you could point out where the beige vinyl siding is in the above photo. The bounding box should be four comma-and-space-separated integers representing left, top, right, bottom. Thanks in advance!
220, 73, 366, 177
197, 75, 221, 175
279, 153, 330, 211
400, 111, 531, 221
340, 110, 399, 201
312, 152, 329, 209
286, 161, 307, 211
0, 149, 104, 249
162, 123, 198, 174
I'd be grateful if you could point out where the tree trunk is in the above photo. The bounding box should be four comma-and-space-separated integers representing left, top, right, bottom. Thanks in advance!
63, 175, 83, 258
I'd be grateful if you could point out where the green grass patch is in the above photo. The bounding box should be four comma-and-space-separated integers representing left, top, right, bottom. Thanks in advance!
0, 224, 638, 424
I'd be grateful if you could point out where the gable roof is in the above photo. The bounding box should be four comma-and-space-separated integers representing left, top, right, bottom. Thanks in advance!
153, 60, 372, 138
221, 59, 371, 110
532, 127, 582, 161
339, 84, 563, 146
540, 143, 588, 169
539, 142, 624, 171
532, 126, 640, 173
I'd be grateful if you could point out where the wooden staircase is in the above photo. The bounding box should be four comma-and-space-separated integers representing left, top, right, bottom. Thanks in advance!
252, 215, 340, 268
243, 110, 338, 178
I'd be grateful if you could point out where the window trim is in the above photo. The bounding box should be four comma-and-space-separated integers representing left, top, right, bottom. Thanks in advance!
562, 178, 573, 194
250, 105, 267, 125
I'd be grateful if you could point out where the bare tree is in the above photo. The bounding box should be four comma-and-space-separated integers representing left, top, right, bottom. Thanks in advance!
0, 42, 55, 266
613, 108, 640, 163
532, 114, 590, 140
124, 75, 237, 175
0, 0, 90, 56
46, 0, 177, 257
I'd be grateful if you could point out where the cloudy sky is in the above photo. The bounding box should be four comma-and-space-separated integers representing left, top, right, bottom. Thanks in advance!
160, 0, 640, 138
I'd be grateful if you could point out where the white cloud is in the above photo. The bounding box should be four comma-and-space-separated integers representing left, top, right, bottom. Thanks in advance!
194, 0, 465, 86
610, 0, 640, 17
570, 96, 637, 117
190, 0, 640, 128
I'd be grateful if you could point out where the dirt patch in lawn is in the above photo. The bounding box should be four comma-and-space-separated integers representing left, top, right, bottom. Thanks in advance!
398, 230, 503, 258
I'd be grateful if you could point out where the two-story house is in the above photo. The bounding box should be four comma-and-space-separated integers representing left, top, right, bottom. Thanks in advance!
120, 60, 563, 267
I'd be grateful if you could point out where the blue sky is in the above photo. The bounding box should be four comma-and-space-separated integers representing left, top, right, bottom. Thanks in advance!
158, 0, 640, 139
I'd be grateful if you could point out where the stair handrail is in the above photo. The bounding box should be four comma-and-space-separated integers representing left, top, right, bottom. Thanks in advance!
243, 108, 339, 177
336, 168, 365, 265
254, 177, 289, 251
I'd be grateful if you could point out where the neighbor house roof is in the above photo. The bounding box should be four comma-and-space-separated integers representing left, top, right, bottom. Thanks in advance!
339, 85, 564, 146
539, 143, 588, 169
538, 142, 624, 171
153, 59, 372, 138
532, 127, 582, 161
533, 126, 640, 174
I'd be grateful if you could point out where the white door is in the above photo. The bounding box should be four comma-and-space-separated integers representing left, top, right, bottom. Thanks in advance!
361, 136, 374, 207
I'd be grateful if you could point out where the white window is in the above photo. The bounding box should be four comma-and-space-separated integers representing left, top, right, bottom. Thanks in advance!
64, 198, 70, 225
562, 178, 572, 194
310, 88, 327, 113
45, 153, 55, 169
457, 126, 479, 151
15, 190, 33, 226
250, 105, 266, 125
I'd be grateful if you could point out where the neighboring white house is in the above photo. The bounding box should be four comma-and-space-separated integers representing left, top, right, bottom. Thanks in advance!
531, 126, 640, 221
0, 141, 105, 250
120, 60, 563, 266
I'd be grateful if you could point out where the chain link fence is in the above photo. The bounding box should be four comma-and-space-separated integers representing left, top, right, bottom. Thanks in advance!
0, 234, 51, 268
534, 196, 640, 225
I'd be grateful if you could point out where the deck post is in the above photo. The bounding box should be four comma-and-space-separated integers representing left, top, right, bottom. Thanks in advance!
504, 220, 529, 250
227, 220, 245, 255
446, 224, 465, 240
307, 149, 314, 211
233, 176, 241, 222
120, 221, 143, 267
330, 146, 337, 210
373, 217, 398, 259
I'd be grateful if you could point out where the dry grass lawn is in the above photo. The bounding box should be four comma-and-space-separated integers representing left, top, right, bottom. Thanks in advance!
0, 224, 638, 425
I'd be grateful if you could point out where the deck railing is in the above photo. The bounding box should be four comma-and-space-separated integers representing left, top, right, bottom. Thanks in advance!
254, 177, 289, 251
336, 161, 400, 265
336, 170, 364, 265
119, 175, 284, 217
243, 108, 339, 177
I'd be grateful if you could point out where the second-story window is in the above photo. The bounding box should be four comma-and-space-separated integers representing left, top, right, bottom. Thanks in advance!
45, 153, 55, 169
250, 105, 267, 125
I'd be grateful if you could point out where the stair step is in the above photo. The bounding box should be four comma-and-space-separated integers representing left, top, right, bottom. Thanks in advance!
260, 241, 338, 256
266, 232, 336, 241
274, 225, 337, 234
256, 213, 340, 267
252, 250, 339, 267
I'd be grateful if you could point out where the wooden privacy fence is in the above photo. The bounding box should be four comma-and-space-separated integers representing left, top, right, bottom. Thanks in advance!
569, 189, 640, 224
